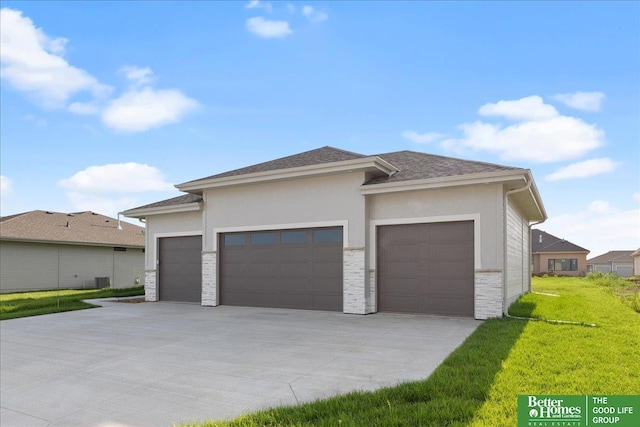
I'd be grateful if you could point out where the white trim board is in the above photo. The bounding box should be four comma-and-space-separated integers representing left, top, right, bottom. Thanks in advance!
368, 214, 482, 270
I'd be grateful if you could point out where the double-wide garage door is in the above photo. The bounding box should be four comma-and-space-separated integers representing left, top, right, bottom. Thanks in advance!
158, 236, 202, 302
377, 221, 474, 317
219, 227, 343, 311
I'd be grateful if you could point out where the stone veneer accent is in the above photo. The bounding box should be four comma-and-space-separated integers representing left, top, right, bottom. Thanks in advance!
475, 269, 503, 319
366, 269, 377, 313
144, 270, 157, 302
201, 251, 217, 306
343, 247, 366, 314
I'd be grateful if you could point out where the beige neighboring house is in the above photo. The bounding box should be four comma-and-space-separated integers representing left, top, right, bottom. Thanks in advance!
531, 229, 590, 276
124, 146, 546, 320
0, 210, 145, 293
587, 250, 635, 277
633, 249, 640, 276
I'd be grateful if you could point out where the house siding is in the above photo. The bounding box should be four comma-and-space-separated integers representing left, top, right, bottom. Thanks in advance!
505, 199, 529, 309
0, 240, 143, 293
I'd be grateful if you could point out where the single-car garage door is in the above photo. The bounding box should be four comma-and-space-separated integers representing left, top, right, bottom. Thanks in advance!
377, 221, 474, 316
220, 227, 343, 311
158, 235, 202, 302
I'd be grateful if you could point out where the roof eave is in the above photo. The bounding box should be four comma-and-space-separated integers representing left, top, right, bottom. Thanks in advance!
0, 237, 144, 248
176, 157, 398, 192
122, 202, 202, 219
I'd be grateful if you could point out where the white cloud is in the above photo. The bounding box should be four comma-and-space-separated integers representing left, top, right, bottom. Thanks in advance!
634, 193, 640, 203
101, 87, 199, 132
245, 1, 272, 12
68, 101, 100, 115
540, 199, 640, 257
441, 96, 604, 163
478, 95, 558, 121
0, 8, 111, 108
302, 5, 328, 23
546, 158, 617, 181
120, 66, 154, 88
552, 91, 605, 112
0, 175, 12, 196
401, 130, 444, 144
246, 17, 292, 38
59, 163, 174, 193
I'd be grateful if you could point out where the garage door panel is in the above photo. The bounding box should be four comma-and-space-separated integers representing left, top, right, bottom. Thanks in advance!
378, 221, 473, 316
220, 227, 343, 311
158, 236, 202, 303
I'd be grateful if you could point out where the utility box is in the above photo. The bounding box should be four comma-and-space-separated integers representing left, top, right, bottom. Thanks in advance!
95, 277, 110, 289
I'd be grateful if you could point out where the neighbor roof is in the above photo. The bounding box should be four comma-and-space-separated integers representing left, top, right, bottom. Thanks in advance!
587, 250, 635, 264
0, 210, 145, 247
127, 194, 203, 211
531, 229, 589, 253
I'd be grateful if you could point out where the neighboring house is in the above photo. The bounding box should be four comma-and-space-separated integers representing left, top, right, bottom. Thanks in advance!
531, 229, 590, 276
123, 146, 546, 320
587, 251, 635, 277
633, 249, 640, 276
0, 210, 145, 293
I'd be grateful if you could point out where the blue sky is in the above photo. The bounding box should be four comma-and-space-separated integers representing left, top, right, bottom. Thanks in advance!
1, 1, 638, 257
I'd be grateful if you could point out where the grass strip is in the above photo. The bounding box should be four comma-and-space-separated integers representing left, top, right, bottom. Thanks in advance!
0, 286, 144, 320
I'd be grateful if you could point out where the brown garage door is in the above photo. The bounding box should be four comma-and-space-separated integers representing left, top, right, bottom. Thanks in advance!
377, 221, 474, 316
158, 236, 202, 303
220, 227, 343, 311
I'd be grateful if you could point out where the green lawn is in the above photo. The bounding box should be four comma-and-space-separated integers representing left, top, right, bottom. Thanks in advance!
0, 286, 144, 320
182, 276, 640, 427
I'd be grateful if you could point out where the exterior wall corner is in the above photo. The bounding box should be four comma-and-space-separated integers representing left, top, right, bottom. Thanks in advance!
201, 251, 217, 306
144, 270, 157, 302
343, 247, 366, 314
475, 269, 503, 319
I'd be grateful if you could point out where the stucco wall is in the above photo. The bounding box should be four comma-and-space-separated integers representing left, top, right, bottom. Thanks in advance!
634, 255, 640, 276
0, 240, 144, 292
368, 184, 503, 269
144, 210, 203, 270
203, 172, 367, 251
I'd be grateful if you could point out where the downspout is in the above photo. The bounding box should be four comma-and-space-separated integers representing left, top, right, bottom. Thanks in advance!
503, 178, 533, 315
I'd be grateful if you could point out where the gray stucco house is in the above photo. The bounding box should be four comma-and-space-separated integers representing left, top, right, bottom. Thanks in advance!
0, 210, 145, 293
123, 146, 546, 319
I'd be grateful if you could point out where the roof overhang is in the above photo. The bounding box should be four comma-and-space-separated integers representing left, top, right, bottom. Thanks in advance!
176, 156, 398, 193
122, 201, 202, 219
360, 169, 547, 223
0, 237, 144, 248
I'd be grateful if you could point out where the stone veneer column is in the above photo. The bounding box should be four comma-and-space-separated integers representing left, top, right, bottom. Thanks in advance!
475, 270, 503, 319
201, 251, 217, 306
366, 269, 377, 313
343, 247, 366, 314
144, 270, 157, 302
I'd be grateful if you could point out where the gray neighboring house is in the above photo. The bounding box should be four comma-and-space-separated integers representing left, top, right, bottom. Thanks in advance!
633, 249, 640, 276
587, 250, 635, 277
0, 210, 145, 293
123, 146, 546, 319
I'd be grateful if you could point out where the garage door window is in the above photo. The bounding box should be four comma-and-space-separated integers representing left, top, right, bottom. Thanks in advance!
250, 232, 276, 245
224, 233, 246, 246
281, 230, 308, 244
313, 228, 342, 243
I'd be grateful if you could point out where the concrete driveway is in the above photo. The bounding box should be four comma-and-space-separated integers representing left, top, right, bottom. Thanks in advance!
0, 300, 480, 427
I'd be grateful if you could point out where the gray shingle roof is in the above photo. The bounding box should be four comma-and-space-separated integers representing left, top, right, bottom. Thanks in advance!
0, 210, 144, 247
128, 194, 202, 211
587, 250, 635, 264
128, 146, 527, 211
182, 146, 366, 184
531, 229, 589, 253
367, 150, 521, 185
